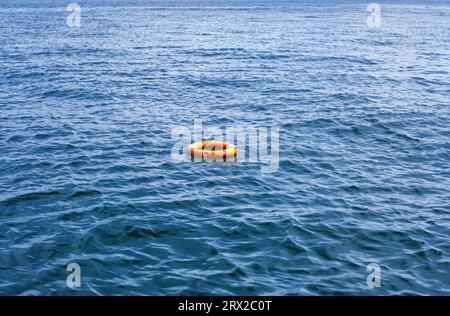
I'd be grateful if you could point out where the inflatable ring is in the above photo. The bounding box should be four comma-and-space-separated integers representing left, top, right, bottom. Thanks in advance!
187, 141, 237, 161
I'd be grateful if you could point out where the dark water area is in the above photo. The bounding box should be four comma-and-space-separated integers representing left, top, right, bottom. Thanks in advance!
0, 0, 449, 295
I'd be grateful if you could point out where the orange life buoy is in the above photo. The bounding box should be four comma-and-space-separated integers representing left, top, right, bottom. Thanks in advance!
187, 141, 237, 161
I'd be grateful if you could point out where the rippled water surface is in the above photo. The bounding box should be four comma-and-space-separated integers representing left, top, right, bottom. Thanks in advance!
1, 0, 450, 295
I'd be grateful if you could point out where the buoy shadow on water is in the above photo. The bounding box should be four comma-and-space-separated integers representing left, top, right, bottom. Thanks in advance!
187, 141, 238, 164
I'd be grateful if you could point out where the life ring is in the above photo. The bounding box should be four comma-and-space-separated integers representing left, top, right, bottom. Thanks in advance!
187, 141, 237, 161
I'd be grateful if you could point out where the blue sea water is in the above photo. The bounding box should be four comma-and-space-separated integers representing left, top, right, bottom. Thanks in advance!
0, 0, 450, 295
